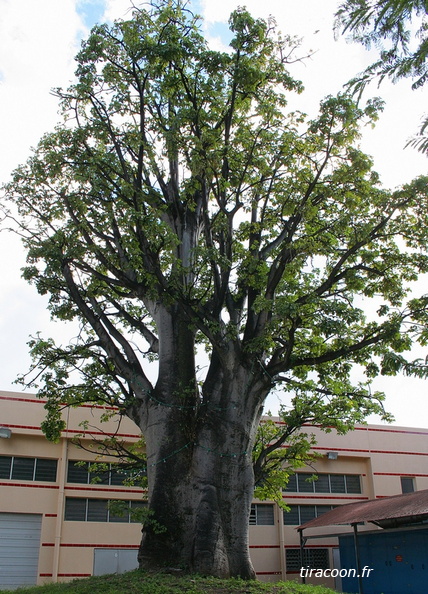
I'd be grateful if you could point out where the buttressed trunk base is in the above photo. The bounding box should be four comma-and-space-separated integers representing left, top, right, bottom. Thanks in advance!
137, 388, 262, 579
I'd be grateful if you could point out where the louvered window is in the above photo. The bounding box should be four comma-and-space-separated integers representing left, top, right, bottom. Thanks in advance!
284, 473, 361, 494
284, 505, 335, 525
286, 548, 329, 571
0, 456, 57, 482
249, 504, 274, 525
64, 498, 147, 522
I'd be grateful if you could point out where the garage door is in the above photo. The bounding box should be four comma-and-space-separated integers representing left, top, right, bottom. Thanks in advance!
0, 513, 42, 590
93, 549, 138, 576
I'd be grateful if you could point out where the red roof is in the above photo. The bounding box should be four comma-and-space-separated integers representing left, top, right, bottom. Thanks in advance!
297, 489, 428, 531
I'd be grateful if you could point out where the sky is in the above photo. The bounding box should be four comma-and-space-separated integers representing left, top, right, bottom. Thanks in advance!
0, 0, 427, 427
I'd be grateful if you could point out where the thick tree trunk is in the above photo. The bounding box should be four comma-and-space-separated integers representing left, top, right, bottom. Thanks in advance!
130, 299, 269, 578
136, 357, 266, 578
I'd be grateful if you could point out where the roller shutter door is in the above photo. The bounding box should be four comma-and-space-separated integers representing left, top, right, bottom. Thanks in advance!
0, 513, 42, 590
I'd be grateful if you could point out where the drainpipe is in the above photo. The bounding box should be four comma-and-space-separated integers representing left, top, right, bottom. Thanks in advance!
52, 416, 69, 581
277, 504, 287, 580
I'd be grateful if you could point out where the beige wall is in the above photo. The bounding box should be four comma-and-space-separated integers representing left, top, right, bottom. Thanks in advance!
277, 424, 428, 587
0, 390, 142, 585
1, 390, 428, 587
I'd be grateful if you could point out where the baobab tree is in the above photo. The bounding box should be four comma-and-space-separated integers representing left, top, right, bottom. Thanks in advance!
3, 1, 428, 578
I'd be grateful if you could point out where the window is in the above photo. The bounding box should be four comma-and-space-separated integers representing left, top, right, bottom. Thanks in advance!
286, 548, 329, 572
64, 498, 146, 522
87, 499, 109, 522
284, 505, 335, 525
0, 456, 11, 478
67, 461, 90, 484
285, 474, 297, 491
284, 473, 361, 494
345, 474, 362, 493
35, 458, 58, 481
314, 474, 330, 493
401, 476, 415, 493
330, 474, 346, 493
67, 461, 140, 486
0, 456, 57, 482
64, 498, 87, 521
297, 473, 316, 492
299, 505, 316, 524
129, 500, 147, 522
249, 504, 274, 525
11, 457, 34, 480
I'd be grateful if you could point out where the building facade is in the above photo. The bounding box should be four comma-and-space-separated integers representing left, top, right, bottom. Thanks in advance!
1, 389, 428, 590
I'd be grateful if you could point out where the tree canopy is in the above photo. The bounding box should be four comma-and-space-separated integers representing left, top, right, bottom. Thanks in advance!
336, 0, 428, 153
2, 0, 428, 578
336, 0, 428, 90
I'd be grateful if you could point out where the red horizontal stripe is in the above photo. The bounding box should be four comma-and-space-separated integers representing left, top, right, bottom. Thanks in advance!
58, 573, 92, 577
355, 426, 428, 436
249, 545, 280, 549
3, 424, 137, 439
45, 514, 58, 517
0, 394, 111, 409
0, 394, 125, 414
65, 485, 145, 494
2, 424, 45, 431
66, 428, 138, 438
71, 402, 117, 411
282, 495, 368, 501
280, 443, 428, 456
39, 574, 53, 577
0, 396, 45, 404
373, 472, 428, 477
312, 446, 428, 456
256, 571, 282, 575
0, 481, 59, 489
284, 544, 336, 549
275, 420, 428, 436
59, 543, 139, 548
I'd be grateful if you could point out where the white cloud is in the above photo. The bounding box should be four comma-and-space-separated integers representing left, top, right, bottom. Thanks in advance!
0, 0, 85, 182
102, 0, 136, 22
0, 0, 87, 393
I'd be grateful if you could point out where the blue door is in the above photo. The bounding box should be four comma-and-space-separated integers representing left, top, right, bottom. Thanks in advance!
339, 528, 428, 594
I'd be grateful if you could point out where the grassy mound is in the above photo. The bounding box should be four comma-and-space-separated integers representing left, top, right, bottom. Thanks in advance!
4, 570, 336, 594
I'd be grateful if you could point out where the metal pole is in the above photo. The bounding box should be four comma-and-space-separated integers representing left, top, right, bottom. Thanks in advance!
299, 529, 306, 584
353, 523, 364, 594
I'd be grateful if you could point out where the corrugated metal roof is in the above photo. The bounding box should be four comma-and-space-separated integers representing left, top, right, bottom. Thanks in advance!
297, 489, 428, 531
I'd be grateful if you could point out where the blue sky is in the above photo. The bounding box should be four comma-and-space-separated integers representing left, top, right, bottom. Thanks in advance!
74, 0, 233, 43
77, 0, 107, 29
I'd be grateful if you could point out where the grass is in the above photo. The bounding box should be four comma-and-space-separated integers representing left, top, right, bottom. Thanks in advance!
5, 570, 336, 594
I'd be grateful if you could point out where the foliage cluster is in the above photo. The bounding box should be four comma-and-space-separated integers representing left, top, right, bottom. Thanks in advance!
336, 0, 428, 90
336, 0, 428, 153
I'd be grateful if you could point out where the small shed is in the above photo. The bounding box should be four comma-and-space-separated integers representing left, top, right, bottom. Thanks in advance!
297, 489, 428, 594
